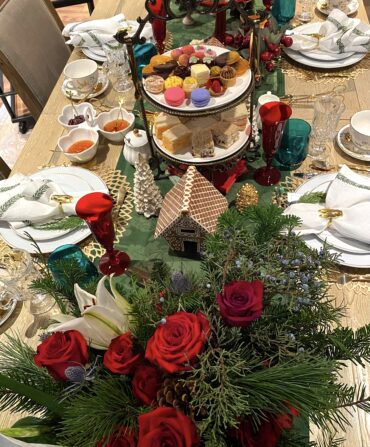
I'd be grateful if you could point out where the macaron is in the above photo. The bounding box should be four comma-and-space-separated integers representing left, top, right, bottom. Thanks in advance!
191, 88, 211, 108
164, 87, 185, 107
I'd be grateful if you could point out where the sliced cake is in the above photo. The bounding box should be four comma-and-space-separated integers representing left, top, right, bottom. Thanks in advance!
211, 122, 239, 148
192, 129, 215, 158
162, 124, 191, 154
186, 116, 218, 132
220, 103, 248, 129
154, 113, 181, 139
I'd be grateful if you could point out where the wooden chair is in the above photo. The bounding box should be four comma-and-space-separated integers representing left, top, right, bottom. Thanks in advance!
0, 0, 70, 121
52, 0, 95, 15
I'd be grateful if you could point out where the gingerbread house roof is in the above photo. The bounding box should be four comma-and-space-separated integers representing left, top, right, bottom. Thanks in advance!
154, 166, 228, 238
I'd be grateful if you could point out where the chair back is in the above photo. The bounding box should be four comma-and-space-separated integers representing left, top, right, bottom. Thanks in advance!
0, 0, 70, 119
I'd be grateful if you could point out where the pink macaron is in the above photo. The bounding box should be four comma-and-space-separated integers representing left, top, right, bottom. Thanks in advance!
164, 87, 185, 107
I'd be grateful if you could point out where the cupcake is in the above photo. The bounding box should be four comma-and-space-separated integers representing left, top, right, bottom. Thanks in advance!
206, 78, 226, 97
173, 65, 191, 79
171, 48, 183, 60
145, 75, 164, 94
164, 75, 183, 90
210, 66, 221, 78
178, 54, 190, 67
220, 65, 236, 88
183, 76, 198, 98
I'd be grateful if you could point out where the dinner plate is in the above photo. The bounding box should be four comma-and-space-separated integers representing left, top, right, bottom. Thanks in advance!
62, 71, 109, 100
142, 45, 252, 114
82, 47, 106, 63
293, 174, 370, 268
302, 49, 355, 61
336, 125, 370, 162
316, 0, 359, 16
0, 167, 109, 254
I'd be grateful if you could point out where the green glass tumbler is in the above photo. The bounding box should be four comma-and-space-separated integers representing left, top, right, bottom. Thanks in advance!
271, 0, 296, 26
273, 118, 311, 171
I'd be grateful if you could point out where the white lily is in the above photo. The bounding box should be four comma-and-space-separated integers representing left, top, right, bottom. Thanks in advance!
50, 275, 131, 350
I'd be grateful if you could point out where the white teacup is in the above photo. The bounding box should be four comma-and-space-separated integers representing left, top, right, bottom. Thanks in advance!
63, 59, 98, 94
350, 110, 370, 153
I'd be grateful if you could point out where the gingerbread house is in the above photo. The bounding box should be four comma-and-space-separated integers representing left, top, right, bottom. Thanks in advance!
154, 166, 228, 254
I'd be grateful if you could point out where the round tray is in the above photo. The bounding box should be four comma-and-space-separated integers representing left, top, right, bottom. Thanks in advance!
141, 46, 254, 117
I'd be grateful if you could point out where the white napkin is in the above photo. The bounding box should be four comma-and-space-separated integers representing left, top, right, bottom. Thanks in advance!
63, 14, 153, 49
291, 9, 370, 54
284, 165, 370, 245
0, 174, 86, 229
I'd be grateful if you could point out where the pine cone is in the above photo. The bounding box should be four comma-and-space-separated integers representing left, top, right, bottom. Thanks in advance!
157, 378, 192, 415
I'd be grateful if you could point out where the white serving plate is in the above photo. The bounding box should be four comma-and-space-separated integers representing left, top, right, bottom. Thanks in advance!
0, 167, 108, 253
153, 124, 250, 165
143, 45, 252, 113
293, 173, 370, 268
62, 71, 109, 100
336, 125, 370, 162
316, 0, 359, 16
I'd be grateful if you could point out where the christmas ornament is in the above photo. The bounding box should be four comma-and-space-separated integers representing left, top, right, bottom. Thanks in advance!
235, 184, 259, 212
134, 154, 163, 218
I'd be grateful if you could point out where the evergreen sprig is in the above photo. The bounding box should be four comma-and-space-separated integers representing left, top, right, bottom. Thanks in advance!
31, 216, 85, 231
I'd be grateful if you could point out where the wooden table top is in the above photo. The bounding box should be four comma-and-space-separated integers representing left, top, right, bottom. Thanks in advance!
3, 1, 370, 444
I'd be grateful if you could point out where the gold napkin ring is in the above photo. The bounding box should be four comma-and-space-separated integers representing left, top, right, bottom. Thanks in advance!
319, 208, 343, 225
50, 194, 73, 204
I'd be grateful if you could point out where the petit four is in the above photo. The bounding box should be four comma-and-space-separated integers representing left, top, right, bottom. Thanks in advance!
154, 113, 181, 138
206, 78, 225, 97
150, 55, 172, 66
210, 66, 221, 78
192, 129, 215, 158
191, 88, 211, 108
173, 65, 191, 79
178, 54, 190, 67
164, 87, 185, 107
181, 44, 195, 55
164, 76, 183, 90
183, 77, 198, 98
171, 48, 183, 60
162, 123, 191, 153
215, 52, 228, 67
220, 103, 248, 129
190, 64, 210, 86
234, 58, 250, 76
142, 64, 156, 78
204, 48, 217, 58
220, 66, 236, 88
227, 50, 241, 65
145, 75, 164, 94
154, 60, 178, 75
211, 122, 239, 148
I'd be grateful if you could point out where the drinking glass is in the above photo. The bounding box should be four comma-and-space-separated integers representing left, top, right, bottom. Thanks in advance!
273, 119, 311, 170
103, 44, 133, 94
76, 192, 130, 276
309, 95, 345, 161
297, 0, 315, 22
0, 282, 19, 311
149, 0, 166, 54
271, 0, 296, 26
0, 249, 33, 286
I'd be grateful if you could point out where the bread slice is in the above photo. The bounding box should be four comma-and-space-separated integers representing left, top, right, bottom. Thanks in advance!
154, 113, 181, 139
162, 124, 191, 153
220, 103, 248, 129
186, 116, 218, 132
211, 122, 239, 148
192, 129, 215, 157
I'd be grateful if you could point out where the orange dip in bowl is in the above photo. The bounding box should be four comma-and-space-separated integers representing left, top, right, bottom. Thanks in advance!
67, 139, 94, 154
103, 119, 129, 132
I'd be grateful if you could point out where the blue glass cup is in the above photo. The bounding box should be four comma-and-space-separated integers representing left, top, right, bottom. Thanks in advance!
271, 0, 296, 26
273, 118, 311, 171
48, 244, 98, 287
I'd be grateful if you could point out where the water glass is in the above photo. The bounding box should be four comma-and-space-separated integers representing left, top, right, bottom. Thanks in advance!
0, 249, 33, 286
103, 44, 133, 93
0, 282, 19, 311
273, 119, 311, 170
271, 0, 296, 26
297, 0, 315, 22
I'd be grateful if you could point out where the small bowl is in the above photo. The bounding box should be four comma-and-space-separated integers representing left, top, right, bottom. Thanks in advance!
58, 128, 99, 163
58, 103, 96, 130
96, 107, 134, 143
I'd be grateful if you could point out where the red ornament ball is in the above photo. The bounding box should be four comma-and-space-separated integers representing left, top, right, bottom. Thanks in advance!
265, 61, 275, 72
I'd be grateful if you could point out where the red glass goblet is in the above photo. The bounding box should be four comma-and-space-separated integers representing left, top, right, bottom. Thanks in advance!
76, 192, 130, 276
151, 1, 166, 55
254, 101, 292, 186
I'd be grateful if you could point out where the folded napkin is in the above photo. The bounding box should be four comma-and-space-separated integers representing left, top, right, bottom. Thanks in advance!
284, 165, 370, 245
63, 14, 153, 49
291, 9, 370, 54
0, 174, 86, 229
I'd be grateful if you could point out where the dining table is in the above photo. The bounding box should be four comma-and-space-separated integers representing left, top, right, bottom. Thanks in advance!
1, 0, 370, 445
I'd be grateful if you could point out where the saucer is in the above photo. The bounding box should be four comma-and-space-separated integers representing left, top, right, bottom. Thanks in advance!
336, 125, 370, 162
62, 71, 109, 100
316, 0, 359, 15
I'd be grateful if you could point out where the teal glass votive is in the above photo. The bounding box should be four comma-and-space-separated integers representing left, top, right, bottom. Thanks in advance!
273, 118, 311, 171
271, 0, 297, 26
48, 244, 98, 287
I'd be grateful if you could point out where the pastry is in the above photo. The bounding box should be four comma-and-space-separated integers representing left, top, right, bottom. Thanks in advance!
178, 54, 190, 67
182, 77, 198, 98
164, 75, 183, 90
189, 55, 202, 66
162, 124, 191, 153
173, 65, 191, 79
154, 60, 178, 75
220, 65, 236, 87
210, 66, 221, 78
204, 48, 217, 58
193, 48, 205, 59
190, 64, 210, 86
171, 48, 183, 60
227, 50, 241, 65
215, 52, 228, 67
150, 54, 172, 66
234, 58, 250, 76
203, 55, 214, 67
220, 103, 248, 129
154, 113, 181, 138
142, 64, 156, 78
192, 129, 215, 158
191, 88, 211, 108
211, 122, 239, 148
164, 86, 185, 107
181, 44, 195, 55
145, 75, 164, 94
206, 78, 226, 97
186, 116, 218, 132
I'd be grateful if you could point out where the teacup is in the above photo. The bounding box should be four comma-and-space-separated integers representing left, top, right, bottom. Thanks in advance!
63, 59, 98, 94
350, 110, 370, 153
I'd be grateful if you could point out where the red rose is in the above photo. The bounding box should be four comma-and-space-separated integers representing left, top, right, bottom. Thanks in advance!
216, 280, 263, 327
34, 330, 88, 381
132, 364, 163, 406
104, 332, 142, 374
97, 426, 136, 447
138, 407, 200, 447
145, 312, 210, 373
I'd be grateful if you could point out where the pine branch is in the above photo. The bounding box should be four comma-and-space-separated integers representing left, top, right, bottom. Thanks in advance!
31, 216, 85, 231
298, 192, 327, 204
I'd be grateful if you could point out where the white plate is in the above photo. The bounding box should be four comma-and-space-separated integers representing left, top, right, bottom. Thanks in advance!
302, 49, 354, 61
82, 47, 107, 63
0, 167, 109, 254
143, 46, 252, 113
62, 71, 109, 100
337, 125, 370, 162
153, 127, 250, 165
294, 174, 370, 268
316, 0, 359, 16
